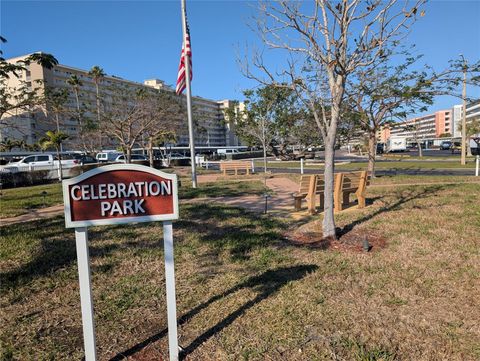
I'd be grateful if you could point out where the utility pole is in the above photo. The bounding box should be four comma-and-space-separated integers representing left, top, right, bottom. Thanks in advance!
460, 54, 467, 166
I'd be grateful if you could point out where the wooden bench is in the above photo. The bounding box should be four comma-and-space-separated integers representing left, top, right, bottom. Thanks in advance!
220, 161, 252, 176
293, 171, 369, 213
334, 171, 370, 212
293, 175, 325, 214
293, 175, 314, 212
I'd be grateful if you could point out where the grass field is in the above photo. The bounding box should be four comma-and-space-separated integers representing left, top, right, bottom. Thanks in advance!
0, 179, 266, 219
1, 179, 479, 360
0, 183, 63, 218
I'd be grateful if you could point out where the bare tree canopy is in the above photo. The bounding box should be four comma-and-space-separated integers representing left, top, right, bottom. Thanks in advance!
100, 84, 184, 163
242, 0, 427, 238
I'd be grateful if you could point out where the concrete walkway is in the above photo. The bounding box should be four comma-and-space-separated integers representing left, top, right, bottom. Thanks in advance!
191, 177, 299, 216
1, 204, 64, 227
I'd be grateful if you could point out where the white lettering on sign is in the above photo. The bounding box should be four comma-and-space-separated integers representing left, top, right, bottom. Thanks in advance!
72, 181, 170, 218
100, 199, 146, 216
71, 181, 172, 201
63, 164, 179, 228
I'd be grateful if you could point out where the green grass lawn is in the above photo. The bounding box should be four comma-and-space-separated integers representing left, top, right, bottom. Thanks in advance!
0, 183, 63, 218
0, 179, 267, 219
1, 181, 479, 360
179, 179, 266, 199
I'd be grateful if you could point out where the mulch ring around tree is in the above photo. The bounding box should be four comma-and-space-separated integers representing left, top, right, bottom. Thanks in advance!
284, 220, 387, 253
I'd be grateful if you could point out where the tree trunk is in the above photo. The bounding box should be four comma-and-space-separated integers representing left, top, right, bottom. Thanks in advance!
263, 142, 268, 173
95, 83, 102, 150
56, 147, 63, 181
417, 139, 423, 157
148, 137, 154, 168
367, 131, 377, 177
322, 137, 336, 239
126, 147, 132, 164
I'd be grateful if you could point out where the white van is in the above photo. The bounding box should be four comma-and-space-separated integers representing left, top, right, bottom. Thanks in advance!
386, 137, 407, 153
96, 152, 122, 163
217, 149, 240, 155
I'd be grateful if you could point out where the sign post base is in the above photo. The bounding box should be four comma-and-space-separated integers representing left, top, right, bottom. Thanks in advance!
75, 227, 97, 361
476, 155, 479, 177
163, 221, 179, 361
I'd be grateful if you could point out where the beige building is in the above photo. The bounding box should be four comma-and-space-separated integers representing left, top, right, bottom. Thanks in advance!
1, 53, 242, 149
377, 110, 452, 143
378, 103, 480, 144
452, 100, 480, 138
389, 110, 451, 139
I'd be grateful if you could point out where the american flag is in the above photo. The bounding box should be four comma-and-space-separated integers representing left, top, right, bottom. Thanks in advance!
175, 21, 192, 95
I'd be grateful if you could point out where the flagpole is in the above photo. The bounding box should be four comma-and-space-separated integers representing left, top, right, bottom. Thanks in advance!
181, 0, 197, 188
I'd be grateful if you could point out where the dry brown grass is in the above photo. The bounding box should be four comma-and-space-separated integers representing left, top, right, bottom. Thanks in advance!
1, 182, 479, 360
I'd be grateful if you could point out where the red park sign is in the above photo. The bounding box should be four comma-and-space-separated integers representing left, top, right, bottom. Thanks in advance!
63, 164, 179, 228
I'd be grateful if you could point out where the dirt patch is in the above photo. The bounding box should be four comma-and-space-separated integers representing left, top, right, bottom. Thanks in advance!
285, 221, 386, 253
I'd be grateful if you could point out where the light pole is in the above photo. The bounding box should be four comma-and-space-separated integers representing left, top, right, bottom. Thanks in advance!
460, 54, 467, 166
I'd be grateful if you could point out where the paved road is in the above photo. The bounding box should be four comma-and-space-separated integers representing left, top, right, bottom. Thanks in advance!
204, 163, 475, 176
263, 167, 476, 177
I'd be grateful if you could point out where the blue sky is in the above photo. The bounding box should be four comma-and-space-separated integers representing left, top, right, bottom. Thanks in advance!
1, 0, 479, 116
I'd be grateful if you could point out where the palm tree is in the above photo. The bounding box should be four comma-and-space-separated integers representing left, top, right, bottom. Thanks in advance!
40, 130, 69, 181
26, 142, 41, 152
88, 66, 105, 149
15, 139, 27, 150
66, 75, 85, 148
66, 74, 83, 119
0, 139, 16, 152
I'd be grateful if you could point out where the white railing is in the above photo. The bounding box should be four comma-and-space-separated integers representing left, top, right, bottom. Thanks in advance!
0, 163, 81, 179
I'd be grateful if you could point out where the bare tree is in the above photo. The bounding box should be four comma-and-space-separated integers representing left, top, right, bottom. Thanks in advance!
142, 90, 184, 167
226, 85, 300, 171
101, 85, 152, 162
100, 85, 183, 164
242, 0, 426, 239
348, 53, 480, 176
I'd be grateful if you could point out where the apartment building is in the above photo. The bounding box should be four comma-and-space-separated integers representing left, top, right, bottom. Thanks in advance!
377, 110, 452, 143
1, 53, 241, 149
389, 110, 451, 139
378, 101, 480, 143
452, 100, 480, 138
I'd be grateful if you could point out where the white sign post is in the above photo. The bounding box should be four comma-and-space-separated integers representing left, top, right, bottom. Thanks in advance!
75, 227, 97, 361
475, 155, 479, 177
163, 221, 179, 359
470, 138, 480, 177
300, 158, 304, 174
63, 164, 180, 361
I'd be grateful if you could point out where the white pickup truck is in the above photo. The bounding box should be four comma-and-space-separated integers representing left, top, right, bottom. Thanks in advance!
3, 154, 80, 170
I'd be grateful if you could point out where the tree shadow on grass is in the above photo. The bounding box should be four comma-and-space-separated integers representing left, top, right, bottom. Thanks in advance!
0, 218, 151, 293
109, 264, 318, 360
1, 204, 287, 295
179, 182, 264, 200
337, 185, 445, 237
178, 203, 288, 260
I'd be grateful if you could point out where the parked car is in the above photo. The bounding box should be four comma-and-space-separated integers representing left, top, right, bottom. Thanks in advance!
96, 152, 122, 163
440, 141, 452, 150
73, 154, 97, 165
114, 154, 147, 163
376, 142, 385, 154
168, 152, 189, 159
217, 149, 240, 155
